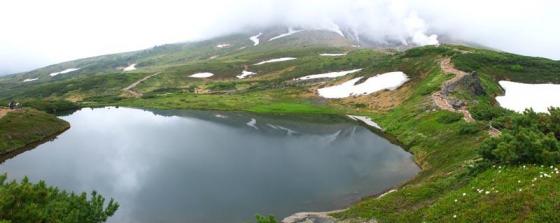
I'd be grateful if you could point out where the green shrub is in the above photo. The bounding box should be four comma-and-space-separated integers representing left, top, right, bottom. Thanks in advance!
469, 103, 510, 121
459, 123, 483, 135
480, 128, 560, 165
437, 112, 463, 124
255, 215, 277, 223
21, 99, 80, 114
0, 174, 119, 223
479, 108, 560, 165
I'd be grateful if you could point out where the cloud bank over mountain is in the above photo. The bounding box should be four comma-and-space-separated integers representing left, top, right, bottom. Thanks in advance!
1, 0, 559, 75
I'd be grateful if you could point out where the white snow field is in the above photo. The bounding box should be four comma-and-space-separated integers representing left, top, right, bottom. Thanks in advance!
49, 68, 80, 77
216, 43, 231, 48
249, 33, 263, 46
22, 78, 38, 82
295, 69, 362, 81
347, 115, 382, 130
320, 53, 347, 56
123, 64, 136, 71
318, 71, 409, 99
496, 80, 560, 113
269, 28, 303, 41
254, 57, 296, 65
236, 70, 256, 79
189, 72, 214, 78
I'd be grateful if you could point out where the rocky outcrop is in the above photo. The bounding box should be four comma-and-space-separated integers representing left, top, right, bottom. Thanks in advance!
442, 71, 486, 96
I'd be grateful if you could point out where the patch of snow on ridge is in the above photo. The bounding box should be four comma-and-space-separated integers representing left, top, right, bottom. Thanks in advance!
23, 78, 38, 82
123, 64, 136, 71
496, 80, 560, 113
318, 71, 409, 99
216, 43, 231, 48
246, 118, 258, 129
189, 72, 214, 78
320, 53, 347, 56
236, 70, 256, 79
249, 33, 262, 46
269, 27, 303, 41
49, 68, 80, 77
347, 115, 382, 130
254, 57, 296, 65
296, 69, 362, 81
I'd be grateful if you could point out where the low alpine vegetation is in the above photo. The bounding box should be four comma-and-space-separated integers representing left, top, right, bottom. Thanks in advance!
480, 108, 560, 165
0, 174, 119, 223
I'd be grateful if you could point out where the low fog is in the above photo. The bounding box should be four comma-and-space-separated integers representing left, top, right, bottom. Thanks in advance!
1, 0, 559, 75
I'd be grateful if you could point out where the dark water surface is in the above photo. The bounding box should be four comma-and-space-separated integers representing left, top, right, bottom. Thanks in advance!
0, 107, 419, 223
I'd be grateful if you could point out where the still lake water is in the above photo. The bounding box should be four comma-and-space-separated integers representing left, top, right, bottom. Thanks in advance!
0, 107, 419, 223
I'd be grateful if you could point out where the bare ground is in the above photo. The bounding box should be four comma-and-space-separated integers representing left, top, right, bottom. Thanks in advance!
0, 108, 8, 119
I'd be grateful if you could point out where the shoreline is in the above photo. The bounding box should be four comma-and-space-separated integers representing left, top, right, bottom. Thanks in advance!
0, 124, 70, 164
30, 105, 423, 223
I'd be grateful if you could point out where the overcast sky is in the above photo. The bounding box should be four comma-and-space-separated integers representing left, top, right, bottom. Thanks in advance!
1, 0, 559, 75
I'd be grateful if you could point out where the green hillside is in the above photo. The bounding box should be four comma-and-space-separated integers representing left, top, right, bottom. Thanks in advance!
1, 30, 559, 222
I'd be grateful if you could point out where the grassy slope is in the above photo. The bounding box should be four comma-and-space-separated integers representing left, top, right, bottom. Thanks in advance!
0, 109, 69, 154
333, 47, 560, 222
1, 43, 559, 222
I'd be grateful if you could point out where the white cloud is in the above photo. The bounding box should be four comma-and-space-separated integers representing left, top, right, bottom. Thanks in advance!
0, 0, 559, 75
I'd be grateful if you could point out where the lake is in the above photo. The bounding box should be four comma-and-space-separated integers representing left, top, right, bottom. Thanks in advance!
0, 107, 419, 223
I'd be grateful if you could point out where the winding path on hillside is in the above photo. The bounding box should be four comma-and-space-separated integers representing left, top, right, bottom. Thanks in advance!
432, 58, 475, 122
432, 58, 502, 137
122, 72, 160, 97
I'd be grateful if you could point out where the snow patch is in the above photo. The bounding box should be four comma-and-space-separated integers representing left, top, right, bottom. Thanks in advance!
246, 118, 258, 129
216, 43, 231, 48
269, 27, 303, 41
496, 80, 560, 113
296, 69, 362, 81
22, 78, 38, 82
378, 189, 397, 198
123, 64, 136, 71
318, 71, 409, 99
320, 53, 347, 57
189, 72, 214, 78
249, 33, 262, 46
236, 70, 256, 79
49, 68, 80, 77
347, 115, 382, 130
254, 57, 296, 65
215, 114, 227, 119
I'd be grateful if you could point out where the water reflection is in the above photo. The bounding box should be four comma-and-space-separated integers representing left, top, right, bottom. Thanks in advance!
0, 107, 419, 223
